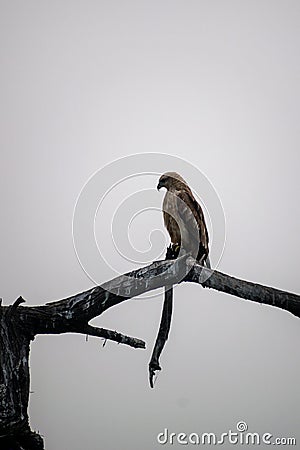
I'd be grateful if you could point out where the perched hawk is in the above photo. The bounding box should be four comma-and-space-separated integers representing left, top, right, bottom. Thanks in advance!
149, 171, 211, 388
157, 172, 210, 267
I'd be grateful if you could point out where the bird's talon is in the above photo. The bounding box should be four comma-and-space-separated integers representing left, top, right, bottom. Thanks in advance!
172, 243, 180, 256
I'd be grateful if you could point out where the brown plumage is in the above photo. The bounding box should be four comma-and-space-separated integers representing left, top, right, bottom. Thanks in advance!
157, 172, 210, 267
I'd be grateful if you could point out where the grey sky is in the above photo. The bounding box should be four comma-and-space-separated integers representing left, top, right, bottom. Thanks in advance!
1, 1, 299, 449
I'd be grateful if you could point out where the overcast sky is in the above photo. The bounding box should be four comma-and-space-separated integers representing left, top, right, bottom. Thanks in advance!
1, 1, 300, 449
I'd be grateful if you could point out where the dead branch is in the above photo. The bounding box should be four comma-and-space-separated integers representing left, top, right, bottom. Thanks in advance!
186, 260, 300, 318
1, 255, 299, 449
148, 285, 173, 388
80, 324, 145, 349
148, 244, 179, 388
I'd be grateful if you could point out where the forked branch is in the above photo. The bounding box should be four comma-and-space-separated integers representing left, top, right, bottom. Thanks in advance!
15, 256, 300, 343
1, 256, 299, 449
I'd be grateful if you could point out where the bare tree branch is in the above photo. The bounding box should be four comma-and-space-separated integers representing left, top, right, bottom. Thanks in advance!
148, 245, 179, 388
80, 324, 145, 349
186, 260, 300, 318
17, 256, 189, 338
148, 285, 173, 388
13, 255, 300, 343
16, 256, 300, 334
2, 255, 300, 448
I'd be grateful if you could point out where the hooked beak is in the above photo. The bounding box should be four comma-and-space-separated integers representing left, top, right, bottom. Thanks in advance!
157, 181, 163, 191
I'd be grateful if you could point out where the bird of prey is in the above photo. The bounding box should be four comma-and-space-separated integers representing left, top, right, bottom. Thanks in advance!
157, 171, 210, 267
149, 172, 211, 388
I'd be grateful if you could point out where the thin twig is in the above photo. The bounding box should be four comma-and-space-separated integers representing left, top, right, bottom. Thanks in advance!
81, 324, 145, 349
5, 296, 26, 318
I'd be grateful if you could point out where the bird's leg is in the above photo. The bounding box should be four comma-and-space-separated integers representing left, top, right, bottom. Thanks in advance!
166, 243, 180, 260
171, 243, 180, 258
197, 254, 205, 266
197, 253, 211, 268
205, 255, 211, 269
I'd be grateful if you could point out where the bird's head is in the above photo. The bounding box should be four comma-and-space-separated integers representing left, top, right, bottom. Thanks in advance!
157, 172, 187, 191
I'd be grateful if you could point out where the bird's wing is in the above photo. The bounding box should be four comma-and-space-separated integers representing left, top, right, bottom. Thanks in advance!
163, 193, 181, 244
175, 189, 209, 251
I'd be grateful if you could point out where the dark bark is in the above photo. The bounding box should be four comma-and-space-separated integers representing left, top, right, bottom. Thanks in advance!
1, 256, 299, 448
148, 285, 173, 388
148, 244, 179, 388
187, 261, 300, 318
0, 299, 44, 449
